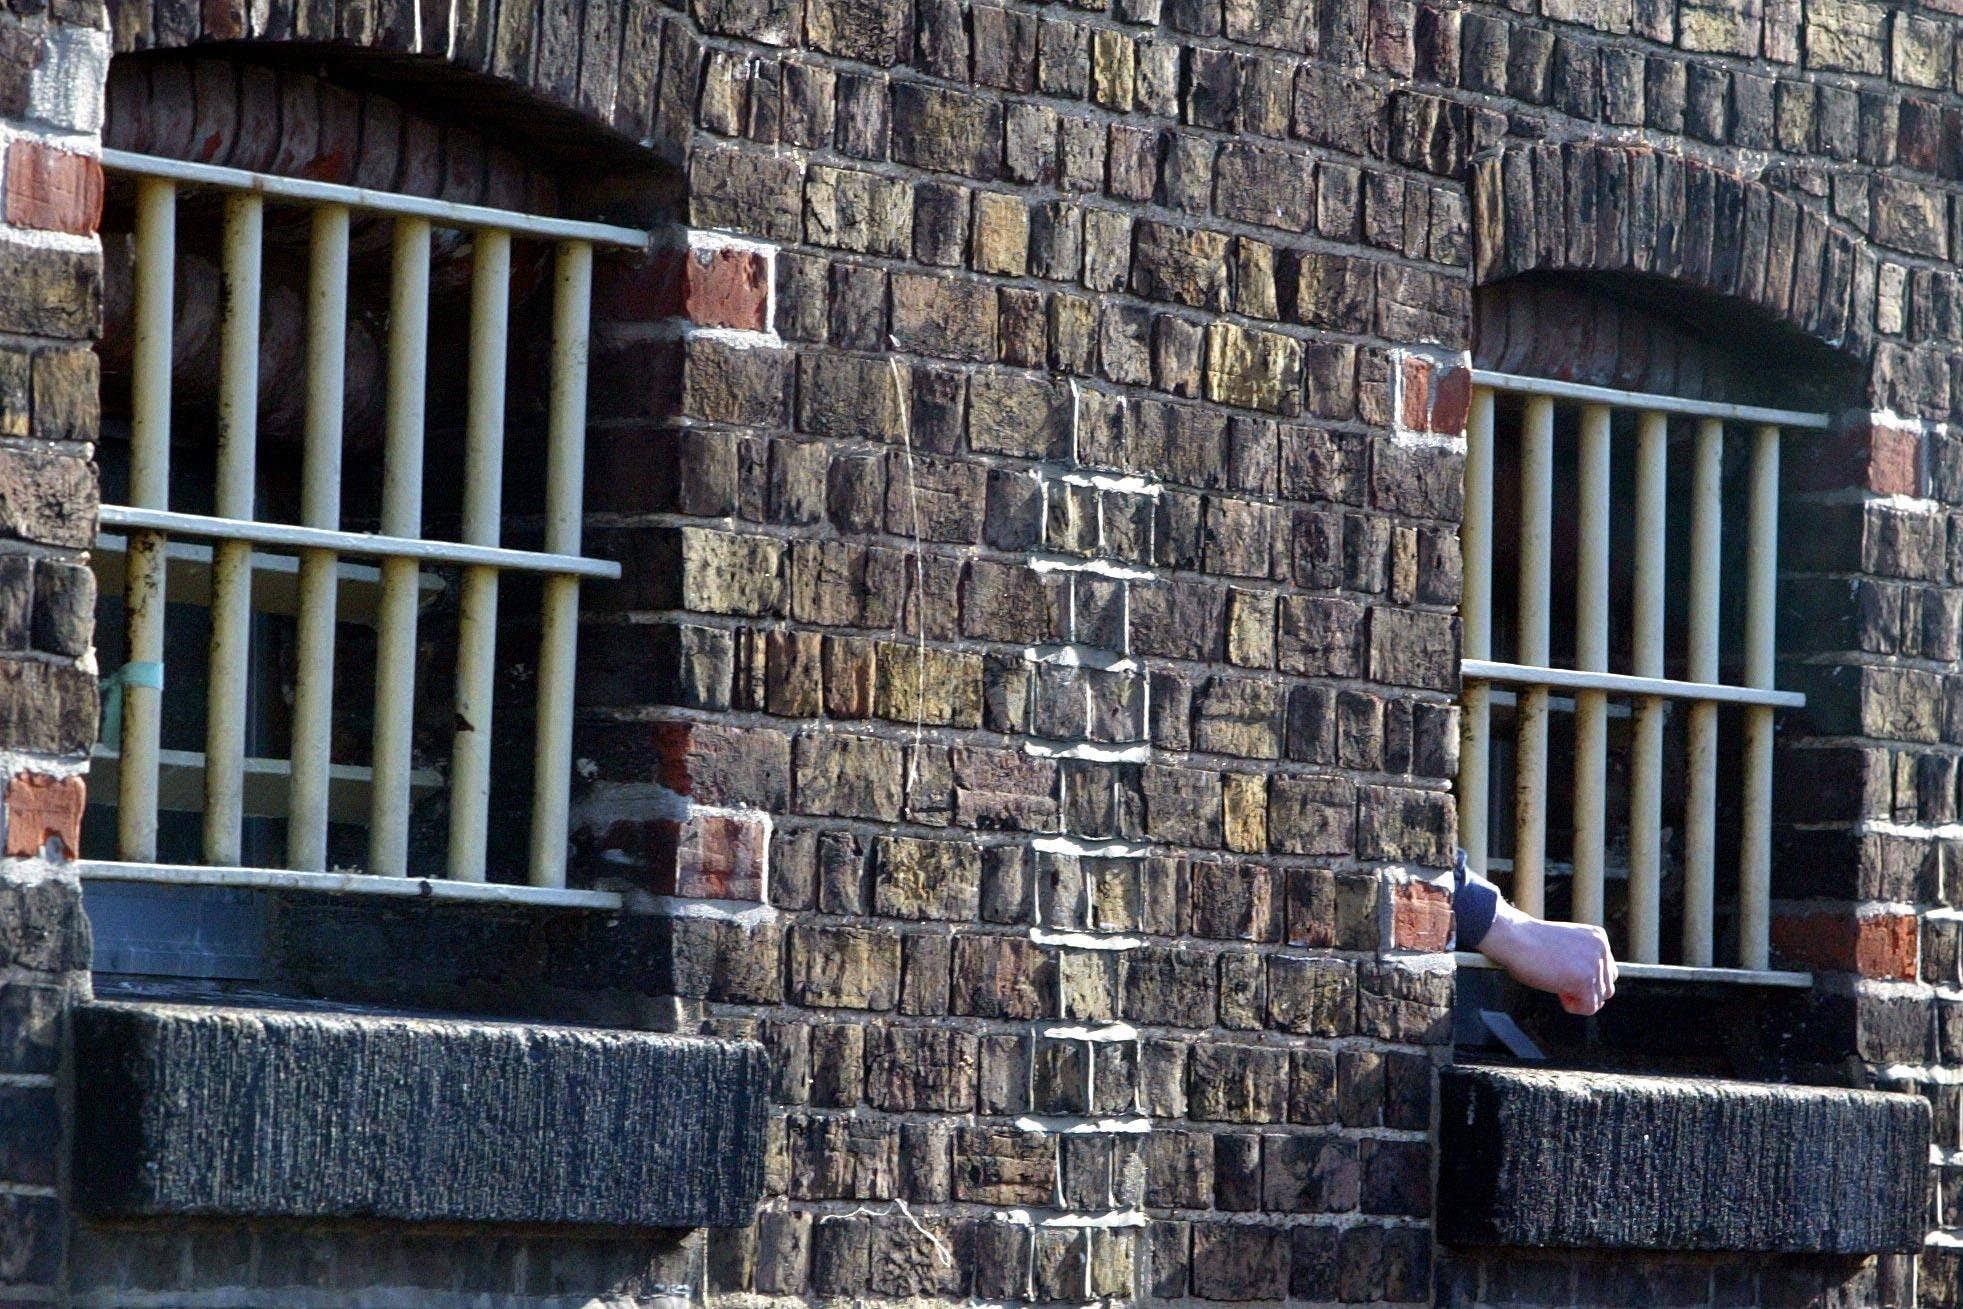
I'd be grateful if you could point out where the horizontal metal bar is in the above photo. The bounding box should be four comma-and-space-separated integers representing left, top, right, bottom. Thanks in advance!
99, 505, 621, 579
91, 744, 441, 825
1462, 659, 1806, 709
93, 533, 443, 626
1455, 951, 1811, 989
1470, 370, 1832, 430
78, 861, 624, 910
102, 149, 650, 249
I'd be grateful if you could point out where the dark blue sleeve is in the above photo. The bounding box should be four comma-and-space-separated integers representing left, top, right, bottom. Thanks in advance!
1452, 848, 1500, 951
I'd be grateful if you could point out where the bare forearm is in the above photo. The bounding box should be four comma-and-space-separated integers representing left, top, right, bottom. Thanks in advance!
1454, 857, 1618, 1016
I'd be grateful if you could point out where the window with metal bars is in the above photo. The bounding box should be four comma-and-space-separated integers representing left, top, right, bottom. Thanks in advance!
83, 148, 635, 902
1457, 370, 1820, 986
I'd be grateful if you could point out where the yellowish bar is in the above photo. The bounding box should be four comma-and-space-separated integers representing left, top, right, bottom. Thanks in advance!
1571, 404, 1611, 927
448, 230, 512, 885
368, 217, 431, 878
1459, 385, 1495, 874
1628, 411, 1667, 963
288, 203, 349, 872
1683, 417, 1724, 967
1513, 395, 1554, 917
528, 240, 594, 890
1739, 424, 1780, 969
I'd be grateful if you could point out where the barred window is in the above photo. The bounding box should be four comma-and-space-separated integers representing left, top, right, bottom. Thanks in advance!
1457, 369, 1820, 985
85, 146, 635, 901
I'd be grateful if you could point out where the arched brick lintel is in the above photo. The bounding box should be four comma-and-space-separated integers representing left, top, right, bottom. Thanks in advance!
1470, 142, 1877, 370
105, 0, 688, 167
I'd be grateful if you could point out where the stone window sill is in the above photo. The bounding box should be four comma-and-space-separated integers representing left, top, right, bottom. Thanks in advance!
1438, 1066, 1928, 1255
74, 999, 766, 1230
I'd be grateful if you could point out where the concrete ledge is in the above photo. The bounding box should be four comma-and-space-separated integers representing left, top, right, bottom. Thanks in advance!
74, 1001, 767, 1229
1438, 1066, 1927, 1254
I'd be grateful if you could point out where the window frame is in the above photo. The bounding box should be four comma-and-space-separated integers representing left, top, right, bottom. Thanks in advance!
1455, 368, 1825, 988
84, 148, 638, 907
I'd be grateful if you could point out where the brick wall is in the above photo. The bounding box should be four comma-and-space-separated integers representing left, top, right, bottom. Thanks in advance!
588, 1, 1963, 1304
0, 3, 104, 1306
570, 0, 1468, 1296
1786, 402, 1963, 1307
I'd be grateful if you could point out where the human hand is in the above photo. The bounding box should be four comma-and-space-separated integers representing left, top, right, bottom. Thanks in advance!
1477, 905, 1617, 1016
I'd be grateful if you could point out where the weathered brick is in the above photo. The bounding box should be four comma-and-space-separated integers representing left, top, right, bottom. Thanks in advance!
805, 165, 913, 256
1268, 774, 1355, 856
871, 835, 982, 921
691, 145, 804, 241
950, 932, 1052, 1019
1205, 322, 1303, 414
1190, 1222, 1288, 1300
1188, 1041, 1289, 1123
790, 1113, 899, 1199
1130, 220, 1231, 310
788, 925, 902, 1010
865, 1026, 976, 1111
5, 140, 101, 236
892, 81, 1003, 179
0, 659, 95, 757
953, 1126, 1055, 1204
0, 446, 94, 550
1268, 955, 1356, 1036
795, 733, 905, 821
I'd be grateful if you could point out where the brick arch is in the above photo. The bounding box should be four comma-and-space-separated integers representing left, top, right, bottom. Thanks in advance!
1469, 142, 1876, 366
105, 0, 687, 170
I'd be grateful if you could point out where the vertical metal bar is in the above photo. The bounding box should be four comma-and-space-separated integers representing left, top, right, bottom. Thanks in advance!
447, 230, 512, 884
527, 241, 593, 890
1684, 417, 1724, 967
1514, 395, 1554, 918
120, 177, 175, 863
1571, 404, 1611, 928
203, 192, 263, 866
368, 217, 431, 878
1459, 386, 1495, 877
288, 203, 349, 872
1628, 411, 1668, 964
1740, 424, 1780, 970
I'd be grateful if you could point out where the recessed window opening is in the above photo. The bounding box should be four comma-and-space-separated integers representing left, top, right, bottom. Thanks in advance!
1460, 277, 1859, 984
84, 57, 641, 895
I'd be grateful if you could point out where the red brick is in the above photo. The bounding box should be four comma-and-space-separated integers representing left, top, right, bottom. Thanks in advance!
1867, 420, 1922, 498
4, 771, 84, 861
1773, 910, 1856, 973
1427, 362, 1472, 435
1390, 879, 1451, 951
1855, 914, 1919, 981
1795, 415, 1923, 496
650, 719, 791, 811
1396, 354, 1471, 435
1397, 353, 1432, 433
654, 810, 769, 900
1773, 909, 1918, 981
686, 244, 770, 331
4, 142, 103, 237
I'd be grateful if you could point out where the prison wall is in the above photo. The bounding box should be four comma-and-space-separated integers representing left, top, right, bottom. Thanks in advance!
596, 0, 1963, 1304
576, 0, 1467, 1299
0, 3, 103, 1305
